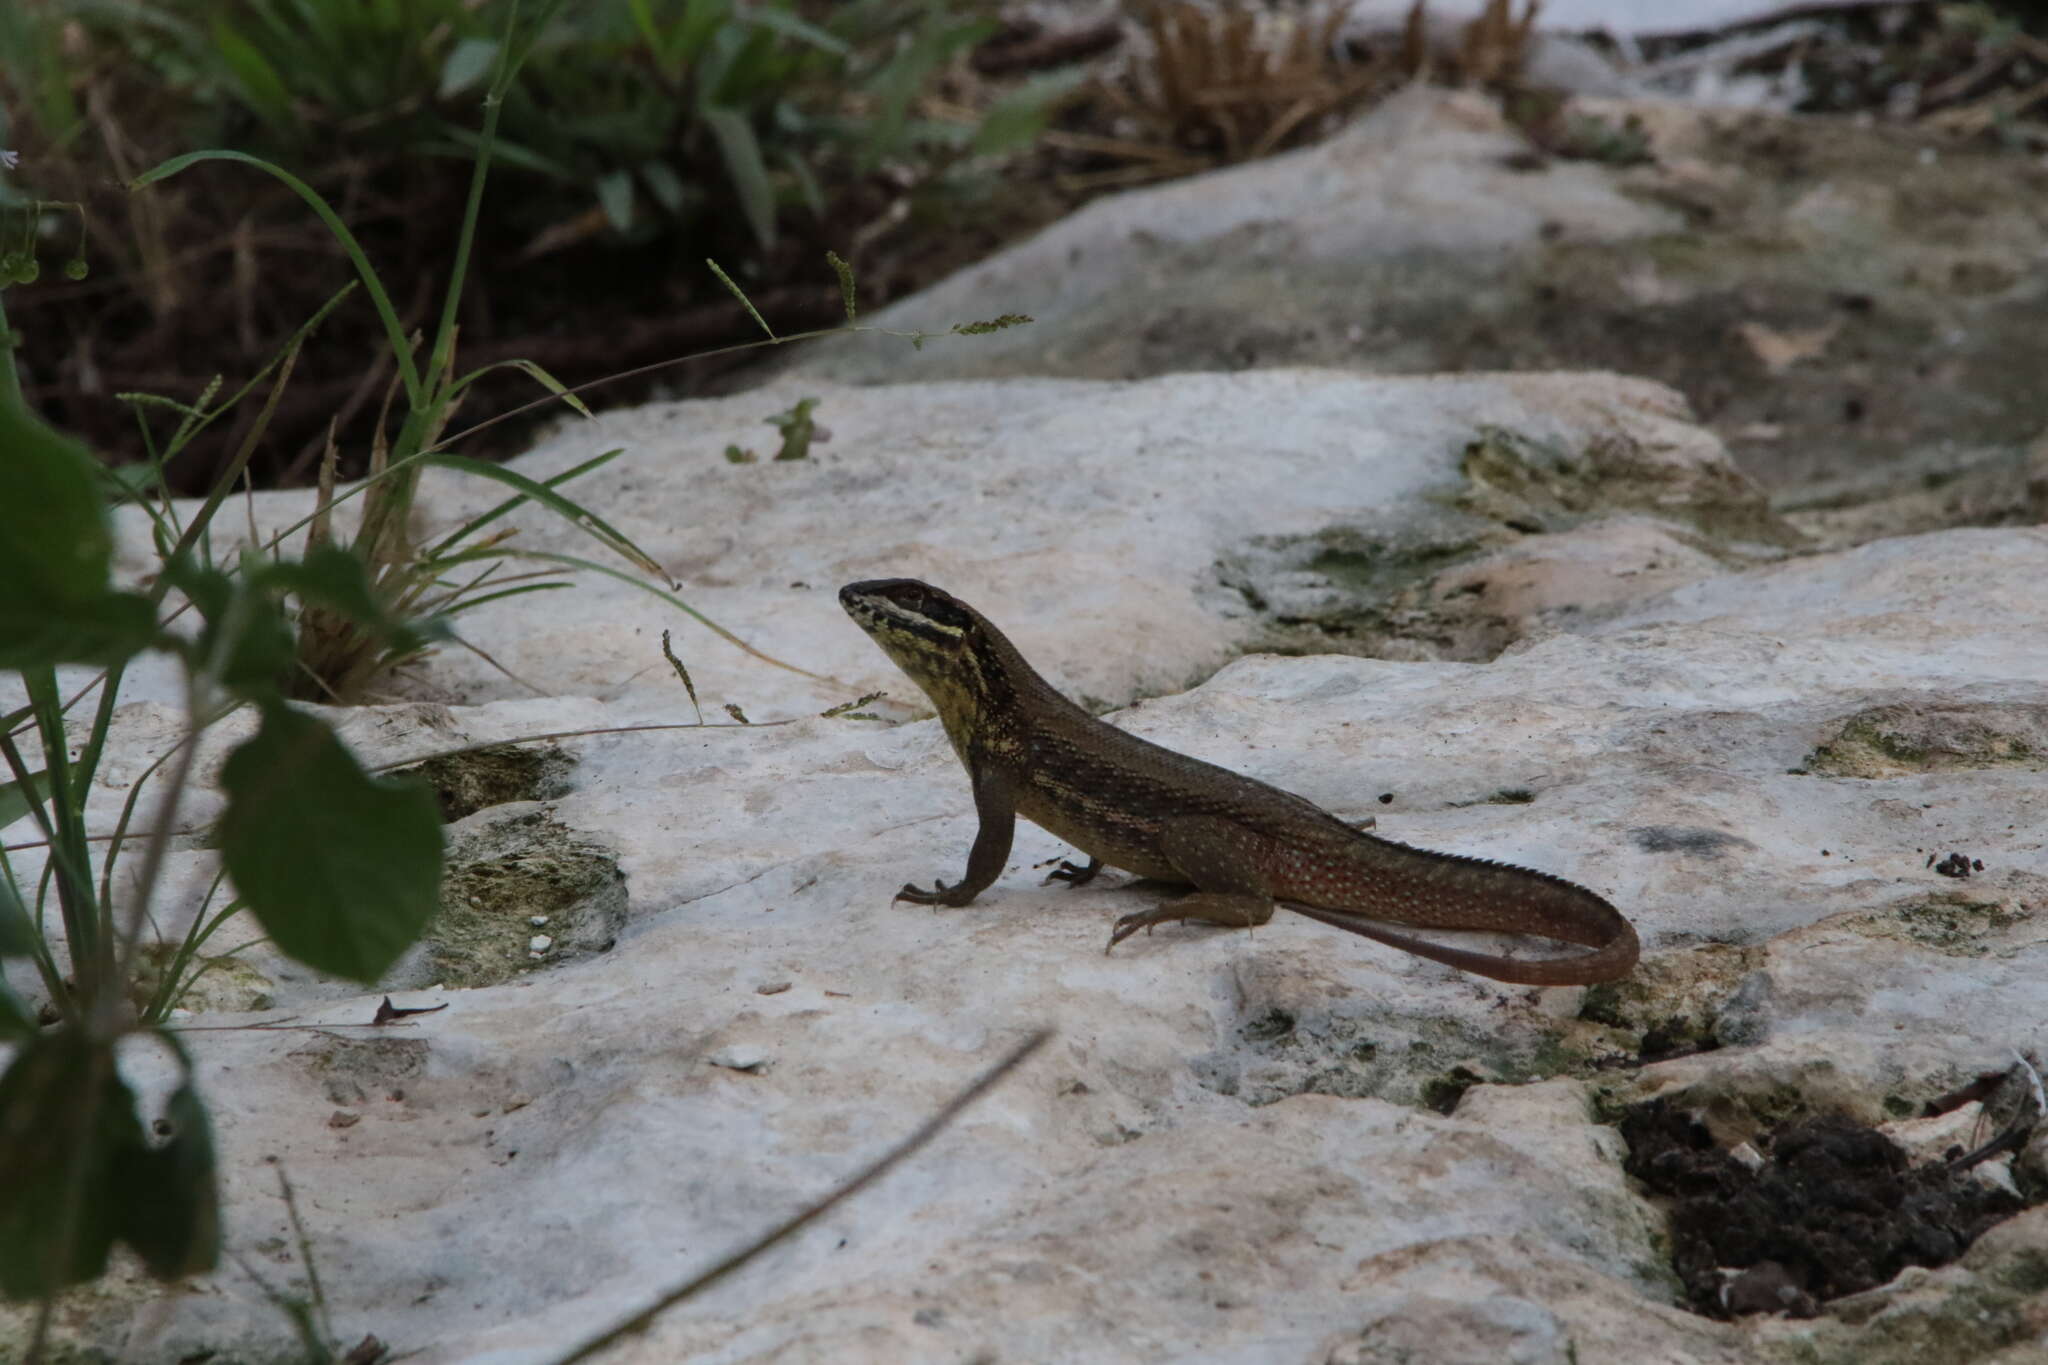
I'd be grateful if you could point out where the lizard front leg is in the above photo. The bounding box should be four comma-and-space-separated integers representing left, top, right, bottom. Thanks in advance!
1043, 856, 1103, 887
895, 765, 1017, 908
1106, 816, 1275, 951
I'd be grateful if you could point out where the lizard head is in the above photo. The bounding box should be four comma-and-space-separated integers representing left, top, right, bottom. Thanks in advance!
838, 579, 1011, 715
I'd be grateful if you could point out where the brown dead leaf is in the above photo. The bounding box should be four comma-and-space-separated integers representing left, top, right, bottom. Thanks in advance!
373, 996, 449, 1025
1736, 319, 1841, 374
519, 205, 611, 261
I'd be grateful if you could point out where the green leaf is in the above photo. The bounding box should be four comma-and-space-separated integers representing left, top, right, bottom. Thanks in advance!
0, 874, 35, 957
969, 70, 1083, 157
0, 980, 32, 1040
595, 168, 635, 233
672, 0, 734, 68
210, 19, 297, 130
111, 1038, 218, 1281
0, 769, 51, 836
860, 13, 995, 164
702, 107, 776, 248
786, 151, 826, 222
627, 0, 677, 74
0, 401, 158, 667
256, 546, 449, 656
639, 159, 687, 216
0, 1030, 137, 1299
741, 5, 848, 55
103, 462, 160, 498
439, 36, 499, 97
767, 397, 818, 460
0, 591, 158, 670
161, 557, 293, 697
219, 703, 443, 983
439, 128, 580, 182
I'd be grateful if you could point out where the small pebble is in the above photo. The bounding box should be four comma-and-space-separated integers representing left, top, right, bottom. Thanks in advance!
756, 981, 793, 996
529, 935, 553, 953
328, 1110, 361, 1129
708, 1046, 770, 1073
530, 915, 550, 927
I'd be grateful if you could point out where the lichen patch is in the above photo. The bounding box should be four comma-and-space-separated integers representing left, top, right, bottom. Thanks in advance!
1806, 702, 2048, 779
411, 805, 628, 989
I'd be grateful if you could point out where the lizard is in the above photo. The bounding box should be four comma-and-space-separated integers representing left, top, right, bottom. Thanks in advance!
839, 578, 1639, 986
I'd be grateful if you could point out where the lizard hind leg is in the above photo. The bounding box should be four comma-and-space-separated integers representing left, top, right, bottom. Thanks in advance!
1105, 816, 1276, 952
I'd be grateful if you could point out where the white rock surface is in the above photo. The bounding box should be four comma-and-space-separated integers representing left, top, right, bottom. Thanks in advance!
8, 47, 2046, 1362
77, 367, 1778, 733
788, 85, 2048, 542
793, 87, 1682, 388
9, 505, 2045, 1360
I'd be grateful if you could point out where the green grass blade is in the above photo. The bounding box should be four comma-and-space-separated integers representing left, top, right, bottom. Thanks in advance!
826, 250, 856, 321
133, 154, 421, 406
447, 358, 596, 418
209, 18, 297, 131
422, 0, 527, 404
707, 258, 774, 339
502, 550, 831, 681
594, 169, 636, 233
0, 770, 51, 833
701, 108, 776, 248
442, 582, 574, 614
420, 453, 663, 577
440, 35, 500, 97
742, 5, 848, 54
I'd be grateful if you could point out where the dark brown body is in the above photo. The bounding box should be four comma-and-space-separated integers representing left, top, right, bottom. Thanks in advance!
841, 579, 1639, 986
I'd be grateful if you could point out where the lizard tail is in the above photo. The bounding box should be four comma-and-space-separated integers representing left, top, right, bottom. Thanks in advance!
1276, 831, 1642, 986
1286, 902, 1639, 985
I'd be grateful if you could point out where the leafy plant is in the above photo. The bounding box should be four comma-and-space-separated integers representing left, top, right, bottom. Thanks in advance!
8, 0, 1040, 255
0, 4, 605, 1341
1063, 0, 1396, 191
0, 354, 440, 1327
1, 6, 1039, 1343
124, 0, 816, 706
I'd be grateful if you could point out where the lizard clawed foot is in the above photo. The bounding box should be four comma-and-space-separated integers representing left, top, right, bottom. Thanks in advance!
1043, 857, 1103, 889
893, 880, 952, 906
1105, 911, 1167, 954
1106, 890, 1273, 954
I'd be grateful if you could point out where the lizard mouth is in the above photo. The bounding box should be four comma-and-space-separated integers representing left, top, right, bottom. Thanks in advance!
838, 582, 886, 629
839, 579, 974, 651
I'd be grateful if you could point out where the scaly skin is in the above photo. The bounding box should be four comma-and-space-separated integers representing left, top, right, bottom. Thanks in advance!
839, 578, 1639, 986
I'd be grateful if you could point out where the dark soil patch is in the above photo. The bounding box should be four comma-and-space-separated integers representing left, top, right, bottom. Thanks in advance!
393, 742, 576, 822
1621, 1099, 2031, 1318
5, 71, 1077, 495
